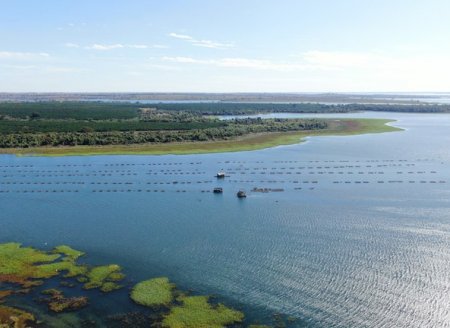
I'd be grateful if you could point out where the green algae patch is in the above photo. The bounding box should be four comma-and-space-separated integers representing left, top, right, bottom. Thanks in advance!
52, 245, 85, 261
36, 260, 88, 279
162, 295, 244, 328
0, 243, 86, 288
41, 289, 88, 313
0, 243, 62, 287
0, 305, 35, 328
131, 277, 175, 307
83, 265, 125, 292
0, 242, 123, 293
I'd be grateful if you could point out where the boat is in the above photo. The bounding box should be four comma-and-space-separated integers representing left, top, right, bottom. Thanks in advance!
213, 187, 223, 193
216, 171, 226, 178
237, 190, 247, 198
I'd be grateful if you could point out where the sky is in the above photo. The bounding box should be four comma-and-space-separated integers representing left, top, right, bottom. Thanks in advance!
1, 0, 450, 92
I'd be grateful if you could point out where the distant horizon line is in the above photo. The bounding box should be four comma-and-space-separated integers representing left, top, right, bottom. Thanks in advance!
1, 91, 449, 95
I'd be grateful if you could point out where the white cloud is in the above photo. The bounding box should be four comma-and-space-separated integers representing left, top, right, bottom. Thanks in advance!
128, 44, 149, 49
162, 56, 210, 64
1, 64, 37, 70
294, 50, 450, 91
300, 50, 450, 75
86, 44, 125, 50
84, 43, 168, 51
162, 56, 317, 71
0, 51, 50, 59
45, 66, 83, 73
161, 51, 450, 80
169, 32, 234, 49
64, 42, 80, 48
2, 64, 84, 74
169, 33, 193, 41
301, 51, 389, 69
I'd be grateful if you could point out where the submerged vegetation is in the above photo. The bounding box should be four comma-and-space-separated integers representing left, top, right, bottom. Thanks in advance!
0, 305, 35, 328
40, 289, 88, 313
0, 242, 277, 327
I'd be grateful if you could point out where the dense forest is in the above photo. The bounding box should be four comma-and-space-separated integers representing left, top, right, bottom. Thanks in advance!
0, 102, 327, 148
0, 101, 449, 120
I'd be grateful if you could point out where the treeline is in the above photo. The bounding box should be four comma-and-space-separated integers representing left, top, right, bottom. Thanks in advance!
1, 102, 449, 120
153, 103, 353, 114
153, 102, 450, 114
0, 120, 226, 134
353, 104, 450, 113
0, 119, 327, 148
0, 102, 139, 120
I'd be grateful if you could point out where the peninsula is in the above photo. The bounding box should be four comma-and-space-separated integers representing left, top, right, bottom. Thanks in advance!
0, 102, 401, 156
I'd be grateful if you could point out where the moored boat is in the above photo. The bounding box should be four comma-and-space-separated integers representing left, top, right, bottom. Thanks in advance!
216, 171, 226, 178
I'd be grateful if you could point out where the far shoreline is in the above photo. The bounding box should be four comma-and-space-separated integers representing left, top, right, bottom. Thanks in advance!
0, 118, 402, 157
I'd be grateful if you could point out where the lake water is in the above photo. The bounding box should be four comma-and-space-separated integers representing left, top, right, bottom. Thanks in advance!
1, 112, 449, 327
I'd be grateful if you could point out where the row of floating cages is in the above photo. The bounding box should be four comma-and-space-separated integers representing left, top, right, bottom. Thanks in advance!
0, 190, 79, 193
231, 164, 417, 171
103, 162, 201, 166
1, 168, 437, 177
2, 177, 445, 185
0, 159, 432, 171
1, 181, 86, 185
1, 162, 431, 175
217, 159, 423, 164
0, 188, 318, 194
4, 180, 446, 194
1, 180, 444, 188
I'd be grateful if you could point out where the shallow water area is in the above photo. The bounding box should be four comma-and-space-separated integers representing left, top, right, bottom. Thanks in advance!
1, 112, 450, 327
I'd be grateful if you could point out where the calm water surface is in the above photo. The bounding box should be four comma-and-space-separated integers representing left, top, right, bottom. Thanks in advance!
1, 112, 449, 327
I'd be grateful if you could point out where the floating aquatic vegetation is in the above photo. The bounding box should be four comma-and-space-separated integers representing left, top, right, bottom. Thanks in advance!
35, 259, 88, 279
131, 277, 175, 307
0, 243, 123, 293
162, 295, 244, 328
82, 265, 125, 292
0, 242, 62, 287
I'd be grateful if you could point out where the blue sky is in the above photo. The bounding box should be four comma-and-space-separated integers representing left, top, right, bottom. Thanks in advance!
1, 0, 449, 92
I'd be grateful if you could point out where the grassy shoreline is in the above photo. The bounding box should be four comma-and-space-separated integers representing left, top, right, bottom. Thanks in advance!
0, 119, 401, 157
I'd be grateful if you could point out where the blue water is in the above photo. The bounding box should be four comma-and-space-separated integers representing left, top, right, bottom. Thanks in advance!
1, 112, 450, 327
